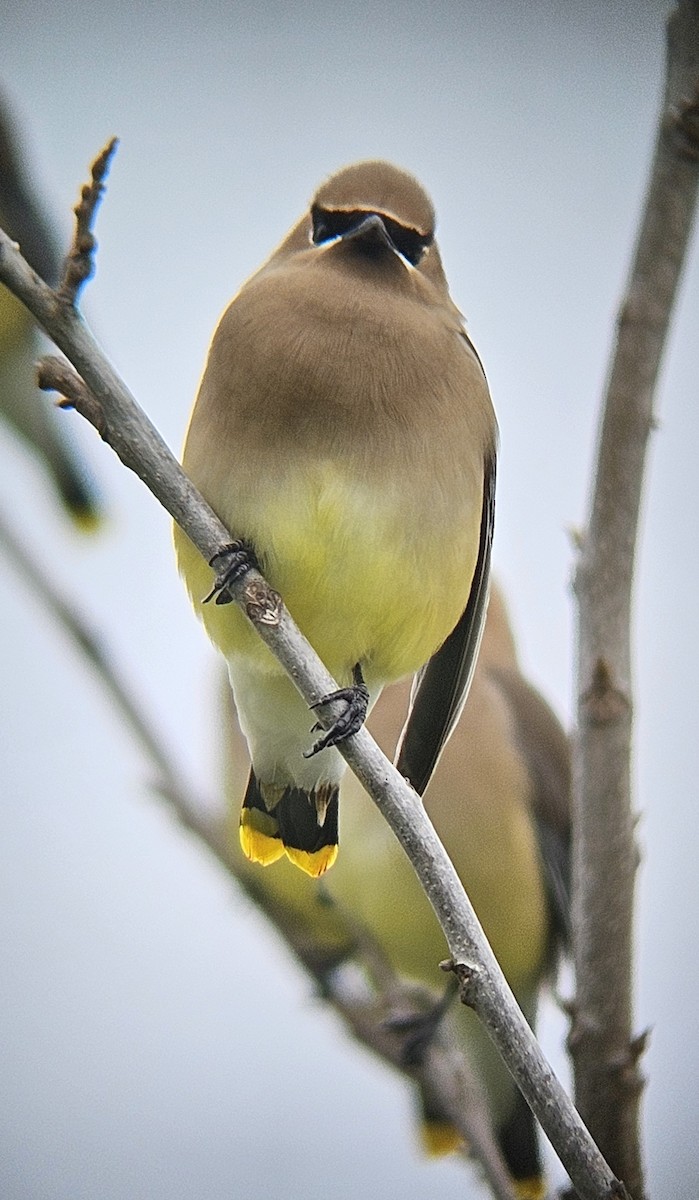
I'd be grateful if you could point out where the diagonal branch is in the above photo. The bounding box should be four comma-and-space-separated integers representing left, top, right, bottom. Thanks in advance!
570, 2, 699, 1196
0, 502, 517, 1200
0, 153, 622, 1200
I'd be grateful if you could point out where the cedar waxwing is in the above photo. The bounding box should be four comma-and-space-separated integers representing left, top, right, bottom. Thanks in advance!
222, 581, 571, 1200
175, 160, 497, 876
0, 90, 102, 528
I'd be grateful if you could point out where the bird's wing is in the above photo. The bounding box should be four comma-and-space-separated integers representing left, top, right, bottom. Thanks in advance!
395, 450, 496, 798
489, 665, 572, 947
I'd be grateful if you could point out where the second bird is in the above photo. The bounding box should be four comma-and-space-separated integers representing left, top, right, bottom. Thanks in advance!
175, 160, 497, 876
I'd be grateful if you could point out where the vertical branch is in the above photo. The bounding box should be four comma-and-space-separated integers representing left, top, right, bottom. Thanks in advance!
571, 3, 699, 1195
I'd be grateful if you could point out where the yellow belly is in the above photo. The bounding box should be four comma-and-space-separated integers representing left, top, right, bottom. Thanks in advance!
175, 460, 481, 688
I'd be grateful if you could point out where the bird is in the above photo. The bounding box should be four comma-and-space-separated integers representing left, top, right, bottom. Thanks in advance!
0, 89, 102, 529
222, 580, 571, 1199
175, 159, 497, 877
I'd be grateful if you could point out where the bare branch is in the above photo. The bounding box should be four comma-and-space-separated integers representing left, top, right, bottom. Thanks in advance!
571, 2, 699, 1195
57, 137, 118, 307
38, 354, 106, 432
0, 168, 622, 1200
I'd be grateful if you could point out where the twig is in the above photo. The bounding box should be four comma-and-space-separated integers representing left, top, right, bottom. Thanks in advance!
570, 2, 699, 1196
0, 147, 622, 1200
38, 355, 106, 433
57, 137, 118, 306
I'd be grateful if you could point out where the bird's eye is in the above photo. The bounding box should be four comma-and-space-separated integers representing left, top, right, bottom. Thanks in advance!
382, 216, 432, 266
311, 204, 433, 266
311, 205, 359, 245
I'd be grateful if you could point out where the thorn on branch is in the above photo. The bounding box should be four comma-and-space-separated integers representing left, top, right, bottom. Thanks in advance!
37, 354, 107, 437
440, 958, 480, 1008
629, 1027, 651, 1062
57, 137, 119, 307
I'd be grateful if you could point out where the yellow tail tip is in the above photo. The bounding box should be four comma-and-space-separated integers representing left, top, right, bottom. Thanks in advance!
420, 1120, 463, 1157
239, 813, 285, 866
284, 843, 338, 878
513, 1178, 546, 1200
69, 507, 103, 535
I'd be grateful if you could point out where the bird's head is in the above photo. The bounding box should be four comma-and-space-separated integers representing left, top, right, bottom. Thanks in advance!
310, 160, 435, 268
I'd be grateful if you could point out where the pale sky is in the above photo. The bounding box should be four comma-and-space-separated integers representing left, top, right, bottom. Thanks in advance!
1, 2, 697, 1197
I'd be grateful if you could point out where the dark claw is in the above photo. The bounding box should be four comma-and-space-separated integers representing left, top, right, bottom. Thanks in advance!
304, 663, 369, 757
388, 980, 457, 1067
204, 540, 259, 605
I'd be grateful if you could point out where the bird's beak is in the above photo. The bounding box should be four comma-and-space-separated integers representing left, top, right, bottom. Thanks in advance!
339, 212, 395, 251
312, 209, 398, 255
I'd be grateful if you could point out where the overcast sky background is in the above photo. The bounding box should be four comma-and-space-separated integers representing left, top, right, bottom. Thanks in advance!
1, 2, 697, 1197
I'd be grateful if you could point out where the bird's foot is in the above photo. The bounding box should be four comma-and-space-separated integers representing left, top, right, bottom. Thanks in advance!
304, 663, 369, 757
388, 980, 457, 1067
204, 540, 259, 605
